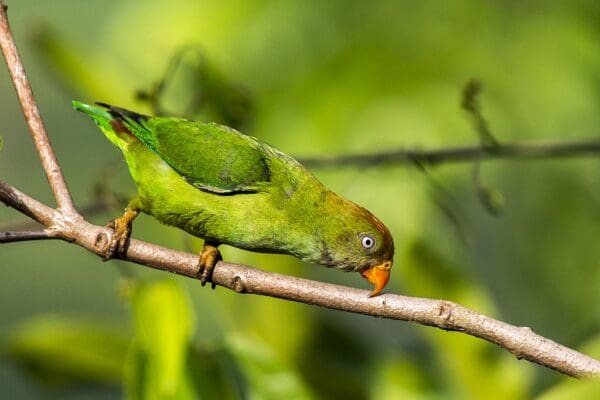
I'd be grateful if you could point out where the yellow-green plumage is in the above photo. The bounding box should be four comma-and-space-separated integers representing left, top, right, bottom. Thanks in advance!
74, 101, 394, 290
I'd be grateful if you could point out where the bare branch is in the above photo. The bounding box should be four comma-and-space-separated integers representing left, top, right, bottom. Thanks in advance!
1, 181, 599, 378
0, 5, 76, 213
0, 230, 54, 243
299, 138, 600, 168
0, 168, 127, 232
0, 180, 57, 226
0, 195, 120, 232
1, 2, 599, 380
212, 263, 600, 378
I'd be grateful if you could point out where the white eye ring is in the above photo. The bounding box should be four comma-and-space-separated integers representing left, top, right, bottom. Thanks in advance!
361, 235, 375, 249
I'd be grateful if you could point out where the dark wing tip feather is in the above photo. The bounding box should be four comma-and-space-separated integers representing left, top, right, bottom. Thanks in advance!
94, 102, 150, 124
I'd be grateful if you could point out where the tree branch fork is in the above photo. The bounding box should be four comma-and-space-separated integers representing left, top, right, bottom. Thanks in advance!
1, 2, 599, 379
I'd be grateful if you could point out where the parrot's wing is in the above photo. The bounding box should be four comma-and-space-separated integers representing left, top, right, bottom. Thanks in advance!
105, 105, 271, 194
150, 119, 272, 194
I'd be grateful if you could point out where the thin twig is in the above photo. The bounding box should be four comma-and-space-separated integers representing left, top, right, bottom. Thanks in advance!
1, 2, 599, 379
461, 79, 504, 215
299, 138, 600, 168
4, 136, 598, 230
0, 4, 76, 213
3, 137, 598, 230
461, 79, 499, 149
0, 230, 54, 243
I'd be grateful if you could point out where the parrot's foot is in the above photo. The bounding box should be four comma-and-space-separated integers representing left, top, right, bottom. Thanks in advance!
197, 241, 221, 288
104, 209, 139, 260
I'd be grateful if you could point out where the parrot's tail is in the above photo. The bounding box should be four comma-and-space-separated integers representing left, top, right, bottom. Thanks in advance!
72, 100, 136, 151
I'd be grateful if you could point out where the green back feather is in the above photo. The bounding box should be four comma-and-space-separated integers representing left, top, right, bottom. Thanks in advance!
74, 101, 272, 193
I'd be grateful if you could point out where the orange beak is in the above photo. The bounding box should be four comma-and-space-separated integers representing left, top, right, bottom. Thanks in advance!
360, 261, 392, 297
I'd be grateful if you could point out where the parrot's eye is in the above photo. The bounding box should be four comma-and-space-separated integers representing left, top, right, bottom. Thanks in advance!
360, 235, 376, 250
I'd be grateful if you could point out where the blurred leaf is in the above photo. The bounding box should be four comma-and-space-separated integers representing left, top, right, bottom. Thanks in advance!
3, 315, 129, 386
475, 184, 505, 217
296, 317, 369, 400
536, 379, 600, 400
136, 46, 254, 130
225, 333, 315, 400
535, 335, 600, 399
186, 344, 245, 400
404, 239, 532, 399
124, 280, 248, 399
30, 23, 140, 107
370, 358, 441, 400
580, 335, 600, 360
125, 280, 196, 400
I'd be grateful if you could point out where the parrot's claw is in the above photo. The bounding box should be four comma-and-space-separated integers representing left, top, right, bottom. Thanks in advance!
197, 242, 221, 289
104, 209, 139, 260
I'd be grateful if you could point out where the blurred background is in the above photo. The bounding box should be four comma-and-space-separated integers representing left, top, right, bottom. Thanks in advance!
1, 0, 600, 398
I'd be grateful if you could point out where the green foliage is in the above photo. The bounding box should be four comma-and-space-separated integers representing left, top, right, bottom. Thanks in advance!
136, 47, 254, 130
369, 358, 440, 400
30, 24, 133, 104
536, 336, 600, 399
4, 316, 128, 386
124, 280, 312, 400
125, 280, 196, 400
295, 316, 372, 400
404, 240, 532, 399
225, 334, 314, 400
536, 379, 600, 400
2, 280, 314, 399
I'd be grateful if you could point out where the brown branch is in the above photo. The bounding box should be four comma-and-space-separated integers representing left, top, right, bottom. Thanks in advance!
1, 180, 599, 377
0, 4, 76, 213
299, 138, 600, 168
0, 230, 54, 243
1, 2, 599, 379
0, 180, 57, 226
0, 195, 119, 232
213, 264, 600, 378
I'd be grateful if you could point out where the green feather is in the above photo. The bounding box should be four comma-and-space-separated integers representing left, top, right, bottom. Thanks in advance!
74, 101, 394, 273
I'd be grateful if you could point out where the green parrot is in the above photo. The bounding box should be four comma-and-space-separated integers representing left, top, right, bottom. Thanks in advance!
73, 101, 394, 296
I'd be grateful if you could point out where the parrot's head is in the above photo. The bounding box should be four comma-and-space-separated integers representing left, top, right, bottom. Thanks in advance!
320, 193, 395, 297
353, 209, 394, 298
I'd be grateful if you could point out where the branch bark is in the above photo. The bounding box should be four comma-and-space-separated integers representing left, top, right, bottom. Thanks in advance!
1, 1, 599, 380
0, 3, 76, 213
1, 180, 599, 378
0, 230, 53, 243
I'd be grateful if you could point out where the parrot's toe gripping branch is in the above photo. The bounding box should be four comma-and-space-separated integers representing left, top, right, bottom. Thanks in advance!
197, 242, 221, 289
103, 209, 139, 260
